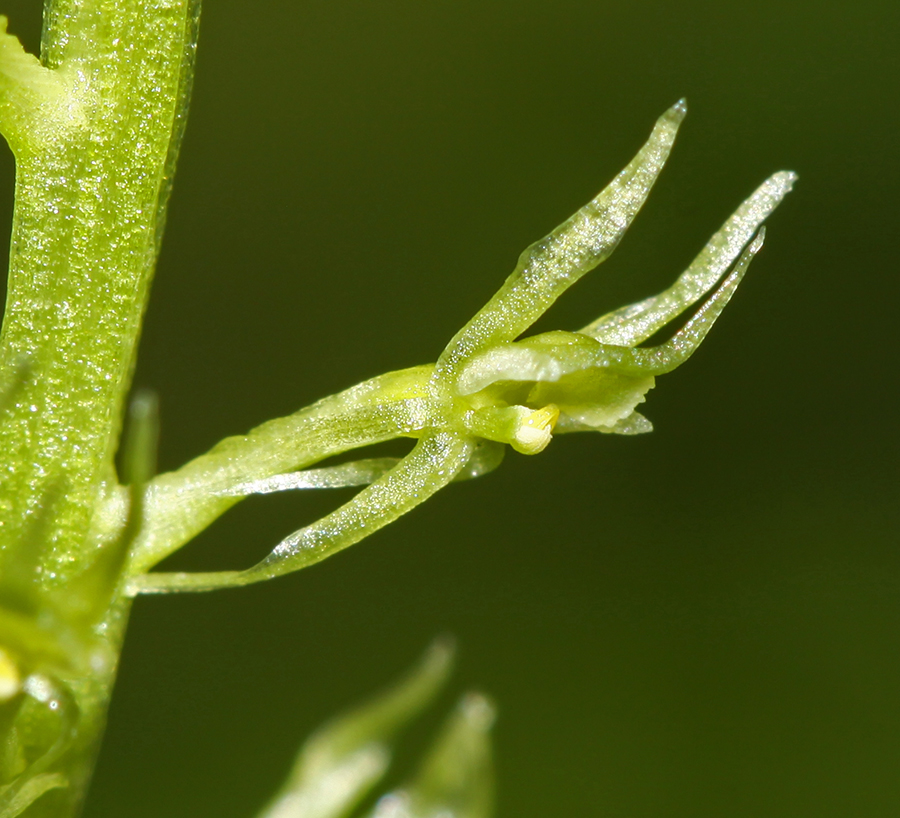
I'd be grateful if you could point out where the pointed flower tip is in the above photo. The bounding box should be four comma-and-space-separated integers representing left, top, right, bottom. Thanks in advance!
772, 170, 799, 193
654, 99, 687, 140
129, 389, 159, 423
672, 98, 688, 119
459, 692, 497, 732
425, 634, 457, 671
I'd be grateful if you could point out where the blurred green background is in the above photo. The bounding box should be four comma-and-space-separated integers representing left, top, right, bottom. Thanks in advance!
2, 0, 899, 815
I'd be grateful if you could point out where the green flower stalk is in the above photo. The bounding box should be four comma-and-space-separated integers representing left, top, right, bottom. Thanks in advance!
0, 1, 795, 815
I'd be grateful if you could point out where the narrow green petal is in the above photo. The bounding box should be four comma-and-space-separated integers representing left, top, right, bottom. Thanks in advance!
368, 693, 495, 818
254, 640, 454, 818
434, 101, 686, 387
217, 440, 505, 498
621, 227, 766, 375
129, 433, 475, 594
457, 331, 600, 395
217, 459, 402, 495
581, 171, 796, 345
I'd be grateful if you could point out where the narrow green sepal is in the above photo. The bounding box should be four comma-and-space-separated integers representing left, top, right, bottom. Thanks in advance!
581, 171, 796, 345
434, 101, 687, 386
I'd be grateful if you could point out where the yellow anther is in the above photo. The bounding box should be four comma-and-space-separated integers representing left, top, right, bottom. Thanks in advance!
510, 404, 559, 455
0, 647, 21, 701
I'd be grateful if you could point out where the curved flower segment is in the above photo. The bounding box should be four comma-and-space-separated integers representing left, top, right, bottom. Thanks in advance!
126, 102, 795, 595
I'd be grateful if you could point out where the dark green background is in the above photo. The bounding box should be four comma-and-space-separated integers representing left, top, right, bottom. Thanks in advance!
2, 1, 899, 815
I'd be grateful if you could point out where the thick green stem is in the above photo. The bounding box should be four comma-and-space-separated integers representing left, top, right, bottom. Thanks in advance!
0, 0, 199, 586
0, 2, 199, 816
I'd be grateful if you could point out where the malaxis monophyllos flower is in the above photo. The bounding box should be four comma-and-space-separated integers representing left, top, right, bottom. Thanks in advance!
123, 100, 795, 595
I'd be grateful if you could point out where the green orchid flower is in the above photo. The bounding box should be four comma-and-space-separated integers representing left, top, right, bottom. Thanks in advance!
124, 100, 795, 595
